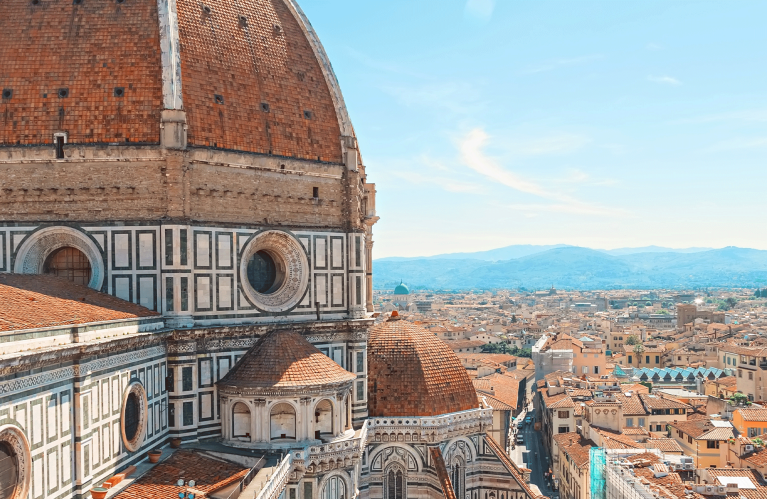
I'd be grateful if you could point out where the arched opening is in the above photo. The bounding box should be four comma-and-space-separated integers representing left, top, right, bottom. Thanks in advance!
0, 442, 18, 499
385, 465, 405, 499
315, 399, 333, 440
270, 403, 296, 440
321, 475, 346, 499
43, 247, 91, 286
124, 392, 140, 442
451, 457, 465, 499
232, 402, 251, 439
247, 250, 285, 294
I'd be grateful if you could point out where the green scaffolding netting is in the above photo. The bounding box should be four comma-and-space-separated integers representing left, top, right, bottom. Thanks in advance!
590, 447, 606, 499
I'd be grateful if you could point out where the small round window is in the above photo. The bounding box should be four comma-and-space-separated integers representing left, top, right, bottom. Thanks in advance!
124, 393, 140, 442
247, 250, 285, 294
0, 442, 18, 499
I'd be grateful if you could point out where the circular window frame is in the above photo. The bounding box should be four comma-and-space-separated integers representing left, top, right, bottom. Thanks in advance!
120, 381, 148, 453
239, 231, 309, 313
0, 425, 31, 499
13, 226, 104, 290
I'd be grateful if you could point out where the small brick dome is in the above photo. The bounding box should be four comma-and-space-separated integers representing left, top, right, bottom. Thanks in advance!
218, 329, 356, 390
0, 0, 350, 162
367, 316, 479, 417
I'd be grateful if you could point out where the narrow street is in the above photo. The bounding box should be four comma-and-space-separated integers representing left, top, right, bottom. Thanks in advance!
508, 404, 559, 499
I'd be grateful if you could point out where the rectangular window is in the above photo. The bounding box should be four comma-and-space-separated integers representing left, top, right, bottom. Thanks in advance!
629, 355, 633, 364
707, 441, 720, 449
626, 418, 634, 427
168, 403, 175, 427
180, 277, 189, 311
165, 277, 174, 312
638, 418, 645, 427
356, 351, 364, 373
313, 187, 319, 198
355, 236, 361, 267
182, 366, 193, 392
304, 482, 312, 499
739, 370, 743, 378
180, 229, 188, 265
165, 229, 174, 266
558, 411, 569, 419
182, 401, 194, 426
558, 426, 570, 434
655, 356, 660, 364
750, 372, 754, 380
688, 436, 693, 444
594, 366, 599, 374
166, 368, 174, 392
55, 136, 65, 159
356, 276, 362, 306
656, 425, 663, 431
582, 366, 589, 374
290, 489, 296, 499
357, 380, 365, 401
646, 356, 650, 364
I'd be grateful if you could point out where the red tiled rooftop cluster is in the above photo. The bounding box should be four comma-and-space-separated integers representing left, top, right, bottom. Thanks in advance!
0, 274, 158, 332
368, 317, 479, 417
218, 329, 356, 389
114, 450, 248, 499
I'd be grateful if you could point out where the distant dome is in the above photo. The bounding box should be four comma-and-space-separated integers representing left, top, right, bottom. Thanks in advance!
367, 317, 478, 417
393, 282, 410, 295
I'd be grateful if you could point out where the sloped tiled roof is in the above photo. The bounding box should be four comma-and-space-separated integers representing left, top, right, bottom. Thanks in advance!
368, 317, 479, 417
472, 373, 520, 410
644, 438, 684, 453
218, 330, 356, 389
552, 432, 594, 466
0, 274, 158, 332
737, 409, 767, 422
113, 450, 248, 499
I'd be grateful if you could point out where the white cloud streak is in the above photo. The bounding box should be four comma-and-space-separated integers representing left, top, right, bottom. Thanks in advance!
647, 75, 682, 86
521, 55, 603, 74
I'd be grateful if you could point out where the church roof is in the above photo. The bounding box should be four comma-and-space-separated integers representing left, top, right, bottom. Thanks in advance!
0, 0, 347, 162
217, 329, 356, 390
394, 282, 410, 295
367, 315, 478, 417
0, 274, 159, 332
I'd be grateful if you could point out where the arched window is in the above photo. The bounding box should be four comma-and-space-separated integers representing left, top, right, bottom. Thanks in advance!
385, 465, 405, 499
0, 442, 18, 499
270, 403, 296, 440
321, 475, 346, 499
451, 457, 465, 499
232, 402, 251, 438
44, 247, 91, 286
315, 399, 333, 439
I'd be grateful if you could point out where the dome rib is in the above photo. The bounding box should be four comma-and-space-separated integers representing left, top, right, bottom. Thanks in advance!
218, 330, 356, 390
367, 318, 479, 417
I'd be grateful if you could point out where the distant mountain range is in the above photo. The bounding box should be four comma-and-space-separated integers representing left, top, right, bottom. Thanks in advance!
374, 245, 767, 290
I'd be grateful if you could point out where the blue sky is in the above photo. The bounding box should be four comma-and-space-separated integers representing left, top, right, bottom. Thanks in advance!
301, 0, 767, 258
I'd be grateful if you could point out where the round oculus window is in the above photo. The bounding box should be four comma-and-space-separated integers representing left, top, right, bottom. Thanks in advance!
121, 382, 147, 452
239, 231, 309, 313
0, 425, 30, 499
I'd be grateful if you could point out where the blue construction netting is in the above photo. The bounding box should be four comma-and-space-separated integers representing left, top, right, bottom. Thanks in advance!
590, 447, 606, 499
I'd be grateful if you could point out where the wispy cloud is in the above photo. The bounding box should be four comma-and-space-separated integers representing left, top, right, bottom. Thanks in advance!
457, 128, 621, 217
501, 134, 591, 156
389, 169, 483, 194
521, 54, 603, 74
646, 43, 663, 50
648, 75, 682, 86
464, 0, 495, 22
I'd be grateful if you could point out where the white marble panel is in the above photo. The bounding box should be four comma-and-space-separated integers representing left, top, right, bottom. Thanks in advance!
47, 396, 57, 441
332, 274, 344, 307
62, 443, 71, 484
111, 378, 119, 413
138, 232, 154, 267
196, 233, 210, 267
315, 238, 326, 267
201, 394, 212, 420
92, 431, 99, 465
102, 380, 109, 417
61, 392, 70, 434
114, 277, 131, 302
332, 238, 342, 268
31, 402, 42, 446
33, 455, 43, 497
218, 276, 232, 308
114, 233, 130, 267
219, 358, 230, 381
217, 234, 231, 267
139, 277, 154, 310
197, 276, 211, 309
48, 449, 57, 490
315, 274, 327, 305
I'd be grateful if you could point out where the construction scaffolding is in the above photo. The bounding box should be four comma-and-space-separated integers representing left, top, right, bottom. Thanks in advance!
532, 335, 574, 382
589, 447, 606, 499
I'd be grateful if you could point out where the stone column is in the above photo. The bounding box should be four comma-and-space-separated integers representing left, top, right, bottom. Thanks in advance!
255, 399, 267, 442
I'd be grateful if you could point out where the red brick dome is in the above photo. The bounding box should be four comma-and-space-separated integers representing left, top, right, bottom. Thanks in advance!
0, 0, 350, 163
218, 330, 356, 390
367, 317, 479, 417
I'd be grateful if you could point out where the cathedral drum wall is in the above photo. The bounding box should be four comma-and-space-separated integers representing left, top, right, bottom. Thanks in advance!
0, 345, 169, 499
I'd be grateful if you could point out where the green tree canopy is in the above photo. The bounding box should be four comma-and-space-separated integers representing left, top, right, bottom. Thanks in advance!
625, 335, 640, 346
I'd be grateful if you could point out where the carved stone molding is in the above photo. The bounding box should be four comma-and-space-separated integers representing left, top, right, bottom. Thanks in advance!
239, 230, 309, 313
13, 225, 105, 290
0, 424, 31, 499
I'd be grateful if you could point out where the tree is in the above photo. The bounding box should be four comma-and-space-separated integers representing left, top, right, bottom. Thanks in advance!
755, 289, 761, 297
730, 393, 749, 405
725, 297, 738, 309
626, 335, 640, 346
511, 314, 517, 323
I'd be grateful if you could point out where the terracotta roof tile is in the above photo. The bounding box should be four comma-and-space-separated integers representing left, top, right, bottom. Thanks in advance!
736, 409, 767, 422
368, 317, 478, 417
218, 329, 356, 389
0, 274, 158, 332
430, 447, 457, 499
552, 432, 594, 467
114, 450, 248, 499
